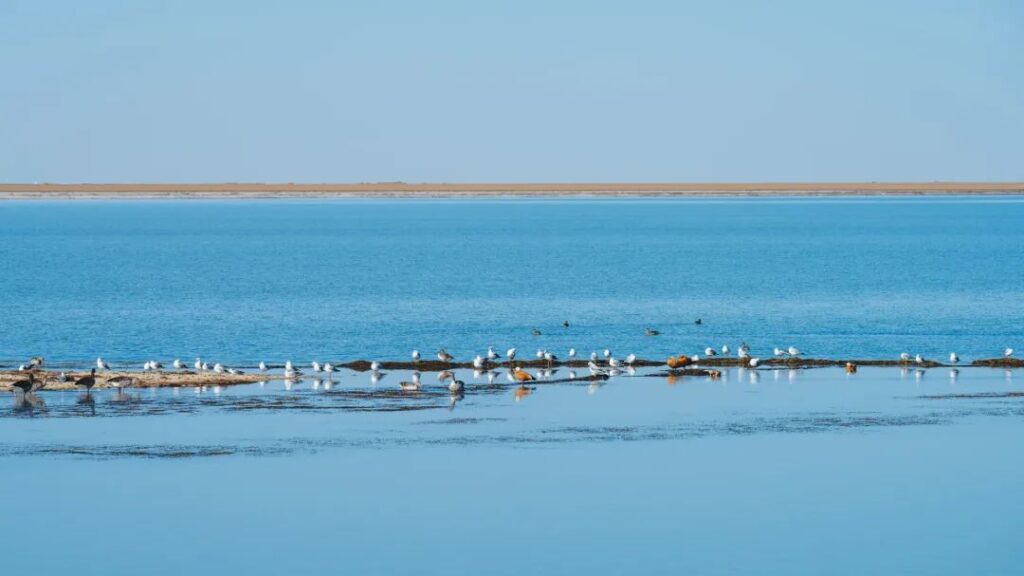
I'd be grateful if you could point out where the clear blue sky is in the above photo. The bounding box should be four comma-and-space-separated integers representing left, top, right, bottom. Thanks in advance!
1, 0, 1021, 182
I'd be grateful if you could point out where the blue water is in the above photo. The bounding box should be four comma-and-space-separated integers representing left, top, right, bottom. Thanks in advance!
3, 197, 1024, 575
2, 197, 1023, 366
2, 366, 1023, 575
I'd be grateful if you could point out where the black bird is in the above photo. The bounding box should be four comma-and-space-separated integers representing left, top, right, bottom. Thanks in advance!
11, 373, 36, 394
562, 320, 570, 328
75, 368, 98, 392
532, 328, 542, 336
694, 318, 702, 325
645, 327, 661, 336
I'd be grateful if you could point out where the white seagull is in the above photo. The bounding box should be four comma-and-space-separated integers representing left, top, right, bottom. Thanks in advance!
97, 357, 110, 371
1005, 348, 1014, 358
370, 361, 380, 371
412, 349, 421, 362
787, 346, 800, 357
900, 352, 910, 362
437, 349, 454, 363
487, 346, 499, 361
603, 349, 611, 359
914, 354, 924, 365
312, 361, 322, 372
194, 357, 202, 371
506, 347, 517, 362
568, 348, 576, 359
473, 355, 485, 370
259, 361, 268, 372
721, 345, 730, 355
173, 359, 185, 370
625, 353, 637, 365
773, 347, 786, 357
949, 352, 959, 364
704, 347, 717, 357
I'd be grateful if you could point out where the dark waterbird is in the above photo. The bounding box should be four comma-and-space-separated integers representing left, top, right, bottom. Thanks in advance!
11, 373, 39, 394
75, 368, 98, 391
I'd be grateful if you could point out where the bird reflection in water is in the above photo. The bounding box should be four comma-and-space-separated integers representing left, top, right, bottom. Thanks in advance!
76, 392, 97, 416
514, 385, 535, 402
665, 373, 679, 386
448, 392, 464, 411
12, 392, 46, 415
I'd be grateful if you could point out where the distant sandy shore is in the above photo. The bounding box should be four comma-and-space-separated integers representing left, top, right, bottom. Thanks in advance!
2, 182, 1024, 199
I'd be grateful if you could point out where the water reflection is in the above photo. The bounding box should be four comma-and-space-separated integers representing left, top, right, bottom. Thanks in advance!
76, 392, 96, 411
12, 392, 46, 415
514, 386, 535, 402
448, 392, 464, 411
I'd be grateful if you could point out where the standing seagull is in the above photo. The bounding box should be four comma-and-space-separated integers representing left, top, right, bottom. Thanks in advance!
487, 346, 499, 362
259, 361, 268, 372
721, 345, 730, 355
194, 357, 203, 371
506, 347, 517, 364
787, 346, 800, 357
949, 352, 959, 364
568, 348, 576, 359
437, 349, 454, 363
96, 357, 110, 371
914, 354, 924, 365
1005, 348, 1015, 358
412, 349, 421, 363
704, 347, 717, 357
173, 359, 185, 370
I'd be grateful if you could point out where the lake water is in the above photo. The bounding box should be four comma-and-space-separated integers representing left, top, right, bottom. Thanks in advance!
2, 197, 1023, 575
1, 197, 1023, 365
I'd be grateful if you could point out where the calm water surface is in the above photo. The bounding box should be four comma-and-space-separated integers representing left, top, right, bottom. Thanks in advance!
2, 197, 1023, 575
1, 366, 1023, 574
2, 197, 1023, 365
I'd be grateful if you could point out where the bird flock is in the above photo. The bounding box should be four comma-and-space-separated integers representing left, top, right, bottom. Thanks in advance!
6, 345, 1019, 398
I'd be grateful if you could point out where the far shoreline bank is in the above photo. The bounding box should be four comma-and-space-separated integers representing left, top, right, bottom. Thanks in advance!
2, 182, 1024, 199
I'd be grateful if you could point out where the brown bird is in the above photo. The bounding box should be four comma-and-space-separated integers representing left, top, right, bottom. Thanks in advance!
512, 367, 535, 382
845, 362, 858, 374
75, 368, 98, 391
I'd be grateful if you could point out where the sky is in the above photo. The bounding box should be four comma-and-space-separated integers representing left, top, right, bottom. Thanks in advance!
1, 0, 1022, 183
